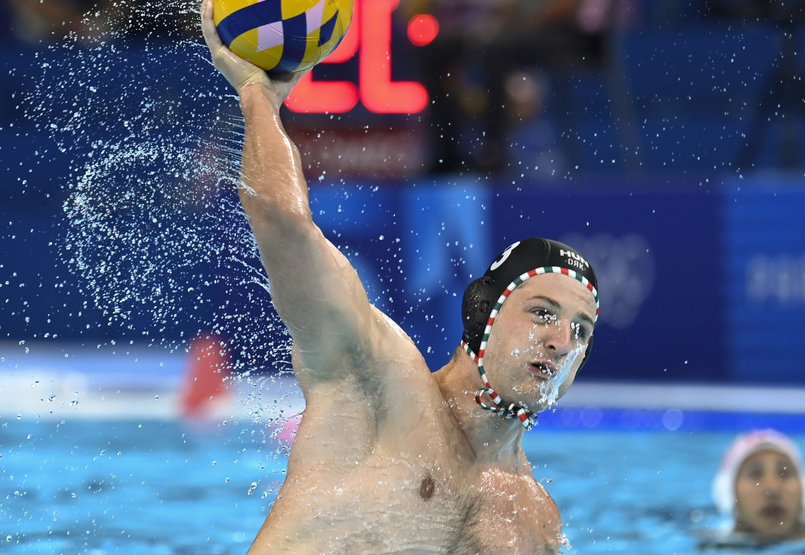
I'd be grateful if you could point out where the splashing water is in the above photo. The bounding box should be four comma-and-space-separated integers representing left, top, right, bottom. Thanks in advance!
24, 0, 295, 419
538, 343, 585, 409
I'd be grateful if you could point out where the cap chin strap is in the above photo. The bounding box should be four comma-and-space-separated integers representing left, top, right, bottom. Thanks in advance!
462, 340, 537, 431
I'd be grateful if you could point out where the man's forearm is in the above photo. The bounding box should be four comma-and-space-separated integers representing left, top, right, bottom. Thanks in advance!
238, 82, 311, 224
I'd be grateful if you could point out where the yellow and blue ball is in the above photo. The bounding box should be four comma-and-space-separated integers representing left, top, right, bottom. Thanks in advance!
213, 0, 353, 74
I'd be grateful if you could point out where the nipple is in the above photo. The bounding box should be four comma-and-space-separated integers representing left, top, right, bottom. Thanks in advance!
419, 474, 435, 501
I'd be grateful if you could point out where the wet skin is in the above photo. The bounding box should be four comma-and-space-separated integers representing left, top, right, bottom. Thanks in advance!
200, 2, 595, 552
734, 449, 805, 541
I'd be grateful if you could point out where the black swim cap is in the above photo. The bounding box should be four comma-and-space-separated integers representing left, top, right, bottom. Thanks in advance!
461, 238, 599, 365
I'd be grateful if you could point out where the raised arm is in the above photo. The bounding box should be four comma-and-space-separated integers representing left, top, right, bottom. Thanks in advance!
201, 1, 383, 383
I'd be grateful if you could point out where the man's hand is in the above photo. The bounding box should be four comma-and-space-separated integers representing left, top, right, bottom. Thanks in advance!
200, 0, 307, 102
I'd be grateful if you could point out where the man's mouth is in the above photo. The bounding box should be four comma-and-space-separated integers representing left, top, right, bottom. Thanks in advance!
528, 361, 556, 380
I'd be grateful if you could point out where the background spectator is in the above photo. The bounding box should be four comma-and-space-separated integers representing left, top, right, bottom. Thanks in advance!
400, 0, 625, 173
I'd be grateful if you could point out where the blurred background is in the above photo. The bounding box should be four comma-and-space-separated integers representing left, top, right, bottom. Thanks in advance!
3, 0, 804, 393
1, 0, 805, 552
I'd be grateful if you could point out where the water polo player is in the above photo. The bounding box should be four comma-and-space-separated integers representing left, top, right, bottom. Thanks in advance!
712, 429, 805, 543
201, 1, 599, 552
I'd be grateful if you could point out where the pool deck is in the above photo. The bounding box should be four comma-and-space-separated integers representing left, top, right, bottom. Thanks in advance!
1, 341, 804, 423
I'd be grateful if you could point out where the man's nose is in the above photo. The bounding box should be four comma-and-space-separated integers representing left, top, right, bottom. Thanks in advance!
544, 320, 573, 355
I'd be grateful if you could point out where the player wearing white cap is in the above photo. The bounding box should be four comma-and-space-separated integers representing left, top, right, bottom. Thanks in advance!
713, 429, 805, 542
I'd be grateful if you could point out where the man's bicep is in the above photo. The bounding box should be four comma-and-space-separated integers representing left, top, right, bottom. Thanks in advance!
253, 217, 377, 369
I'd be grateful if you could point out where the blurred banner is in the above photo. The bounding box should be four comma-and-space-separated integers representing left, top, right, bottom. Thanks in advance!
722, 175, 805, 383
7, 173, 805, 386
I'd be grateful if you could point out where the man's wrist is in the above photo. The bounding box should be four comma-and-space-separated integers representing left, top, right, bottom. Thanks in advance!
236, 71, 270, 94
239, 80, 283, 115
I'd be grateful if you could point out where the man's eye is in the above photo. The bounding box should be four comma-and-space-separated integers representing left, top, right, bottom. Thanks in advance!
532, 309, 553, 321
571, 322, 588, 341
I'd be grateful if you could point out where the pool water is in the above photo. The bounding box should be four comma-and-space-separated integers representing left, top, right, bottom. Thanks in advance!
1, 419, 278, 554
2, 418, 804, 554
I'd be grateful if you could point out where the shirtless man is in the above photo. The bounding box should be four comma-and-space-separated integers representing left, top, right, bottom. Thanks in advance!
201, 3, 600, 553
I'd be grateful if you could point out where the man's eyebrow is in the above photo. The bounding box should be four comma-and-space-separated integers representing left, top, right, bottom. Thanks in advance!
527, 295, 595, 328
527, 295, 561, 309
577, 312, 596, 329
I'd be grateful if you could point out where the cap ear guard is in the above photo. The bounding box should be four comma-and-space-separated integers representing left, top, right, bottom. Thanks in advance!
461, 276, 497, 356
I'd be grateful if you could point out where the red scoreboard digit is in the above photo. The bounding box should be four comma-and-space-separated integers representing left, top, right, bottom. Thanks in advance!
284, 0, 437, 114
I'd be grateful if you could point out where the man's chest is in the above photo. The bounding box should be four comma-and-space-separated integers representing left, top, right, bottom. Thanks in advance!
279, 455, 563, 554
464, 469, 565, 554
282, 376, 563, 552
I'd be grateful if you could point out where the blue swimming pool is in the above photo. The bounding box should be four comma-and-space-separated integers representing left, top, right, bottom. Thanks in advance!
3, 415, 804, 554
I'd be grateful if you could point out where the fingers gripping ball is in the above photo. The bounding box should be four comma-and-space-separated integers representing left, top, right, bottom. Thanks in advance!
213, 0, 353, 74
